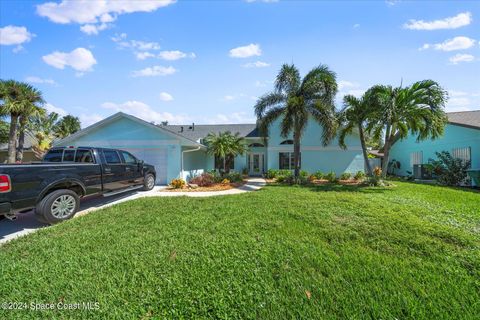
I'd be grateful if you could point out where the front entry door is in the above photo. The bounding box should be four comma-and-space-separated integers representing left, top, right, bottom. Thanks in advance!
248, 153, 264, 176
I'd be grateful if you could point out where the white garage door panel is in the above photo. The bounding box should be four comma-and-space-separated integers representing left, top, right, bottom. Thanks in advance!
123, 148, 168, 185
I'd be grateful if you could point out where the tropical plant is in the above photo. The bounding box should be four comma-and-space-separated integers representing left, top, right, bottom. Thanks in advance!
340, 172, 352, 180
354, 171, 366, 181
30, 112, 59, 159
170, 178, 186, 189
54, 115, 81, 139
190, 172, 215, 187
16, 84, 45, 162
338, 91, 377, 175
1, 80, 26, 163
0, 119, 8, 144
204, 131, 248, 173
325, 171, 337, 182
368, 80, 448, 177
427, 151, 470, 186
313, 171, 324, 180
254, 63, 338, 181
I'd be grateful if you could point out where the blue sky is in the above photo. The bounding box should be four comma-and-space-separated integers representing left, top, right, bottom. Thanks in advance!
1, 0, 479, 127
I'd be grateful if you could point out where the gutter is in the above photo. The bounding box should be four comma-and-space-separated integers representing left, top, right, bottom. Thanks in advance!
181, 146, 202, 177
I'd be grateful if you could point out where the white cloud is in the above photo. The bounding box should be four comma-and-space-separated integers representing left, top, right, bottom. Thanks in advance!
25, 76, 57, 86
42, 47, 97, 72
243, 61, 270, 68
159, 92, 174, 101
229, 43, 262, 58
135, 51, 156, 60
45, 103, 68, 117
102, 100, 190, 124
131, 65, 176, 77
449, 90, 468, 97
37, 0, 176, 35
255, 80, 273, 87
404, 12, 472, 30
157, 50, 196, 60
79, 113, 105, 128
445, 90, 480, 112
385, 0, 400, 6
203, 112, 256, 124
449, 53, 475, 65
80, 22, 110, 35
338, 80, 359, 90
420, 36, 476, 52
0, 25, 34, 47
112, 34, 161, 51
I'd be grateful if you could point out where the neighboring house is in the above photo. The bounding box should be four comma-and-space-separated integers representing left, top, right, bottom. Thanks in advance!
389, 110, 480, 184
0, 132, 38, 163
55, 112, 365, 184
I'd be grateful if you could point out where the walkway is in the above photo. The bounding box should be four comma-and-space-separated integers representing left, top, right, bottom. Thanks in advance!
0, 178, 266, 245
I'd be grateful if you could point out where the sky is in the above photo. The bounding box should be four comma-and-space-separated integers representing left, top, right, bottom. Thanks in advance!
1, 0, 479, 128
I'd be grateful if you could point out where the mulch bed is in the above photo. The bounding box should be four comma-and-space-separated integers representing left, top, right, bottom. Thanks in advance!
164, 180, 247, 192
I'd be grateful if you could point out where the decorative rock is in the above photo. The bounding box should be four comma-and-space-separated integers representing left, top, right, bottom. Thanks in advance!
188, 183, 199, 189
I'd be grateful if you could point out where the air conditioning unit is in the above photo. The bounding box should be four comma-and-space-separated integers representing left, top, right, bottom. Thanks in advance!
413, 164, 432, 180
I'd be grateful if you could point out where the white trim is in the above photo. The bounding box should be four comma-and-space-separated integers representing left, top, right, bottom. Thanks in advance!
55, 112, 205, 149
268, 146, 362, 151
66, 140, 180, 146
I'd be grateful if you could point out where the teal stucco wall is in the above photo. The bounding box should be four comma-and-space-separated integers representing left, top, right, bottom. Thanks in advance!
389, 123, 480, 183
265, 118, 365, 176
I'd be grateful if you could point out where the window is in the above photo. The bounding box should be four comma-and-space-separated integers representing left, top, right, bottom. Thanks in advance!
75, 149, 94, 163
280, 140, 293, 145
43, 149, 63, 162
103, 150, 121, 164
279, 152, 300, 170
410, 151, 423, 167
248, 143, 264, 147
63, 149, 75, 162
121, 151, 137, 164
214, 154, 234, 171
452, 147, 471, 166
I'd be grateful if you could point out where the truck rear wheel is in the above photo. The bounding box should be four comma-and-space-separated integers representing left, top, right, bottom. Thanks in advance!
35, 189, 80, 225
142, 173, 155, 191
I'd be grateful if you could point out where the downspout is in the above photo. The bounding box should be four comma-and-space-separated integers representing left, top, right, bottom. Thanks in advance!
181, 146, 202, 180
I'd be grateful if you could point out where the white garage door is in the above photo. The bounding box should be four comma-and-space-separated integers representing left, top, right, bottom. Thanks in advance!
124, 148, 168, 185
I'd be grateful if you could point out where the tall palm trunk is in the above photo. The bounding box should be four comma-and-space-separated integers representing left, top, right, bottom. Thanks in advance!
293, 130, 301, 180
223, 157, 226, 174
381, 124, 392, 178
16, 115, 27, 162
358, 124, 372, 175
7, 114, 19, 163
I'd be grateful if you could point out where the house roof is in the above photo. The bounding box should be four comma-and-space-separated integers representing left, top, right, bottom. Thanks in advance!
164, 124, 260, 142
447, 110, 480, 129
0, 131, 36, 151
54, 112, 205, 148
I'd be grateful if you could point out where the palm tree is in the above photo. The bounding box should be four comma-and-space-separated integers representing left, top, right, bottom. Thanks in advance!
54, 115, 81, 139
254, 64, 338, 180
338, 91, 376, 176
16, 84, 45, 162
1, 80, 26, 163
368, 80, 448, 177
204, 131, 248, 173
30, 112, 60, 159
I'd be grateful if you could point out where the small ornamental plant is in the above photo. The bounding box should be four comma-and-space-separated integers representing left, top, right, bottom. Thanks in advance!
340, 172, 352, 180
221, 178, 230, 184
354, 171, 366, 181
325, 171, 337, 183
170, 178, 186, 189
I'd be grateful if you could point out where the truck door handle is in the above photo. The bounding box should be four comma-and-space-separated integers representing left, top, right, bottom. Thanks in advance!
104, 168, 111, 173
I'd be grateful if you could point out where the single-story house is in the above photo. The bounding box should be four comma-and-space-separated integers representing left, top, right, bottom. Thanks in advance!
389, 110, 480, 185
0, 132, 39, 163
55, 112, 365, 184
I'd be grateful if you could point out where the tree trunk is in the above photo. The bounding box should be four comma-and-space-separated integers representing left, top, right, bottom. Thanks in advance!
223, 157, 226, 174
7, 115, 18, 164
16, 115, 27, 162
381, 124, 392, 178
293, 130, 301, 180
358, 124, 372, 176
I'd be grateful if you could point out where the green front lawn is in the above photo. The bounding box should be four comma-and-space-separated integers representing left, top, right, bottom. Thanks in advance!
1, 182, 479, 319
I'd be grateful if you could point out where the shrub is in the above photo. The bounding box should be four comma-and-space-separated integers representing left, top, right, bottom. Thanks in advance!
313, 171, 324, 180
276, 175, 286, 183
354, 171, 366, 181
325, 171, 337, 183
224, 172, 243, 183
340, 172, 352, 180
308, 174, 316, 182
190, 173, 215, 187
427, 151, 471, 186
170, 178, 186, 189
373, 166, 382, 177
300, 170, 309, 178
278, 169, 292, 177
221, 178, 230, 184
266, 169, 280, 179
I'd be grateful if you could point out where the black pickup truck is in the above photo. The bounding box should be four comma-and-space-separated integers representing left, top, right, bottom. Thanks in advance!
0, 146, 156, 224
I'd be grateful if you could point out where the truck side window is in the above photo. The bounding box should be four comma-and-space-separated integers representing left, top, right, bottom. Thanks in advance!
103, 150, 121, 164
43, 149, 63, 162
75, 149, 94, 163
120, 151, 137, 164
63, 149, 75, 162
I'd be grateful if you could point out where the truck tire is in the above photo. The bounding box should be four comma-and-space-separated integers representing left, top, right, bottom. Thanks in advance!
142, 173, 155, 191
35, 189, 80, 225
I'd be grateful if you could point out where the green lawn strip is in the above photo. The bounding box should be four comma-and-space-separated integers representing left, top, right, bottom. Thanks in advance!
0, 183, 478, 319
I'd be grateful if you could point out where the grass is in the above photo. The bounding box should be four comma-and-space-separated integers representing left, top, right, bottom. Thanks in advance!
0, 181, 479, 319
